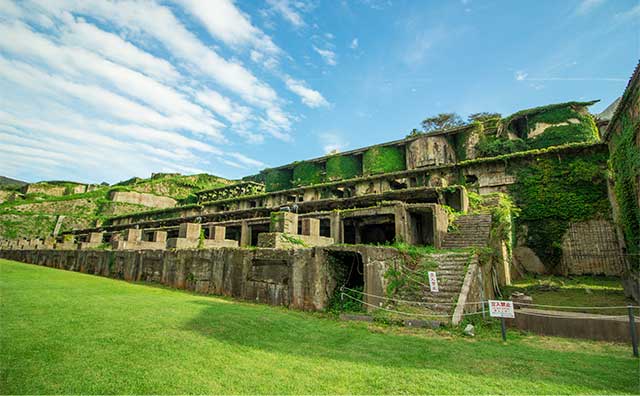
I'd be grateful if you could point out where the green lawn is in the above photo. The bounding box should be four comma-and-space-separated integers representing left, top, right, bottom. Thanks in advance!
1, 259, 638, 394
503, 275, 636, 315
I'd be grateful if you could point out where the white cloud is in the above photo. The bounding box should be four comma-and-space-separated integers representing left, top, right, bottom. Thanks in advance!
0, 0, 331, 182
575, 0, 605, 15
267, 0, 305, 27
313, 45, 337, 66
318, 132, 348, 154
285, 78, 329, 108
350, 38, 359, 49
616, 3, 640, 20
515, 70, 528, 81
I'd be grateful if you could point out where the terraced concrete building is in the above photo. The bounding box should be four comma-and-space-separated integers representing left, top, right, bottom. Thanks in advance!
3, 62, 639, 316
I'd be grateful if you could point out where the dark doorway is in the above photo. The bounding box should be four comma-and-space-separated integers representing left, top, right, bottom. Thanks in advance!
250, 223, 270, 246
360, 223, 395, 244
319, 218, 331, 237
225, 226, 241, 242
328, 250, 364, 290
409, 211, 434, 246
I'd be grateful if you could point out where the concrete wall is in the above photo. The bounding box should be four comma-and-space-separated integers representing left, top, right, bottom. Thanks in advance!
558, 219, 625, 276
0, 248, 329, 310
110, 191, 177, 209
507, 308, 639, 343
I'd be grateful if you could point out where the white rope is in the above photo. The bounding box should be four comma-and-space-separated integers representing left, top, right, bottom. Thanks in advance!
341, 286, 640, 311
515, 311, 630, 320
341, 293, 487, 319
513, 302, 640, 310
342, 286, 486, 306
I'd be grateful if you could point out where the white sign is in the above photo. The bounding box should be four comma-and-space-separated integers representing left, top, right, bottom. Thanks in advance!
428, 271, 439, 293
488, 300, 515, 318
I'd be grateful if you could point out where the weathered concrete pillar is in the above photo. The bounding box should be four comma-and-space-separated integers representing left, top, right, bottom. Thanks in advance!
88, 232, 103, 244
394, 205, 409, 243
212, 226, 226, 241
125, 229, 142, 242
270, 212, 298, 234
152, 231, 167, 243
330, 212, 341, 243
240, 221, 250, 247
300, 218, 320, 237
178, 223, 201, 239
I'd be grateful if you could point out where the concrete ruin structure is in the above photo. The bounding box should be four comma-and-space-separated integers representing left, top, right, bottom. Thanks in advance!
2, 62, 639, 315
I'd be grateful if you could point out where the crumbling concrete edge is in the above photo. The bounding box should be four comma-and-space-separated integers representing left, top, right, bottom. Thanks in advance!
451, 255, 478, 325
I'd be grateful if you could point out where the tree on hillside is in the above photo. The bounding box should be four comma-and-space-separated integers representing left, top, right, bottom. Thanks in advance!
421, 113, 464, 132
467, 112, 501, 123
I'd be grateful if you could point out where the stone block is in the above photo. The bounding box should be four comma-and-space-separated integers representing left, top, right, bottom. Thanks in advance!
166, 237, 238, 249
152, 231, 167, 243
300, 218, 320, 237
212, 226, 226, 241
257, 232, 333, 249
88, 232, 103, 244
179, 223, 201, 239
125, 229, 142, 242
270, 212, 298, 234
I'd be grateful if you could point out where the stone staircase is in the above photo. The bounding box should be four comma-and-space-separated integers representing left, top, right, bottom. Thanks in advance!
396, 252, 475, 314
441, 214, 492, 249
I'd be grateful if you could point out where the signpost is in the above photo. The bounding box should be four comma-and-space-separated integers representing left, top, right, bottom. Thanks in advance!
428, 271, 439, 293
489, 300, 515, 341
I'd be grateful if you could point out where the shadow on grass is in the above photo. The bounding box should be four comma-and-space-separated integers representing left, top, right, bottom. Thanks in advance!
181, 298, 639, 394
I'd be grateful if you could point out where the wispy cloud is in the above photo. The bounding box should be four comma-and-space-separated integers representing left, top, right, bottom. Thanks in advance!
266, 0, 306, 27
575, 0, 605, 15
318, 132, 349, 154
285, 78, 330, 108
0, 0, 329, 182
313, 45, 337, 66
350, 38, 359, 49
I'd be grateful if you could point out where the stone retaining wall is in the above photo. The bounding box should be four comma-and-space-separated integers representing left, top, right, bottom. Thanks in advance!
0, 248, 329, 310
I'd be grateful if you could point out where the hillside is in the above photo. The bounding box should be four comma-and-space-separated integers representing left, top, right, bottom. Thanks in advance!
0, 176, 27, 189
0, 173, 232, 239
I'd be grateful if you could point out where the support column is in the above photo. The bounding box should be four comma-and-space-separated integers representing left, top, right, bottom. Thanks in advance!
330, 212, 342, 243
240, 221, 250, 247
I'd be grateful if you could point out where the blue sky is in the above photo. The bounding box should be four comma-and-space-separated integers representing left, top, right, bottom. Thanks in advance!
0, 0, 638, 184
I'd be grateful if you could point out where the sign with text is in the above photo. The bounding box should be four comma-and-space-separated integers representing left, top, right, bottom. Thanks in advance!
488, 300, 515, 318
428, 271, 439, 293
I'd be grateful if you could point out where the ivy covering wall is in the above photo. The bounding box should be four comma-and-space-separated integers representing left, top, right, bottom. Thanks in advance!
476, 103, 599, 158
325, 155, 362, 181
508, 150, 611, 269
362, 146, 406, 175
609, 114, 640, 269
264, 169, 292, 192
292, 162, 325, 187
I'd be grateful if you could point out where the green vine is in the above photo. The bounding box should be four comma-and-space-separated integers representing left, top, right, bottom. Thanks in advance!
292, 162, 325, 187
609, 115, 640, 267
362, 146, 406, 175
508, 151, 611, 269
325, 155, 362, 181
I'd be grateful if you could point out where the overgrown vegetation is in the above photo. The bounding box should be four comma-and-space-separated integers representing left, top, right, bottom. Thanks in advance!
292, 161, 325, 187
0, 173, 230, 239
263, 168, 292, 192
503, 275, 635, 315
508, 151, 611, 270
609, 114, 640, 269
325, 154, 362, 181
362, 145, 406, 175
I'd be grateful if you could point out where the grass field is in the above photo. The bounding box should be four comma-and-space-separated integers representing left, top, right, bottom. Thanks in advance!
1, 259, 638, 394
503, 275, 635, 315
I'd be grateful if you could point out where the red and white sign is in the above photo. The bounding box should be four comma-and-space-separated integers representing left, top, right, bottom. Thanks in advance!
428, 271, 439, 293
488, 300, 515, 318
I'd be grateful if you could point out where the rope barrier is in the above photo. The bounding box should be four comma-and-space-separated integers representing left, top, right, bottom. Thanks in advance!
340, 293, 487, 319
341, 286, 640, 310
